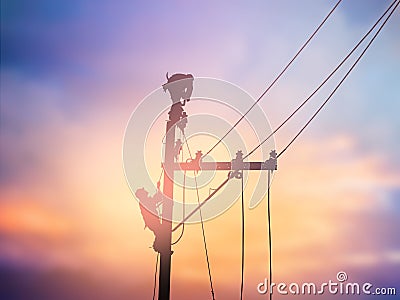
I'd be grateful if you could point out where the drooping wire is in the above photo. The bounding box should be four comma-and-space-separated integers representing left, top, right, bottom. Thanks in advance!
172, 176, 231, 232
171, 151, 186, 245
243, 0, 399, 160
152, 253, 159, 300
171, 174, 185, 245
277, 0, 399, 159
182, 130, 216, 300
182, 131, 193, 159
267, 171, 273, 300
203, 0, 343, 158
240, 173, 245, 300
194, 174, 216, 300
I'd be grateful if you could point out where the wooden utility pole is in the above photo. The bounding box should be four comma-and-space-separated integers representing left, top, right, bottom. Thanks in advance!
158, 104, 179, 300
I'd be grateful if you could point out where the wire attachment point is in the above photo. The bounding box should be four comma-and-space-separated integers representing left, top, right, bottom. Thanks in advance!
263, 150, 278, 171
186, 150, 203, 173
230, 150, 244, 179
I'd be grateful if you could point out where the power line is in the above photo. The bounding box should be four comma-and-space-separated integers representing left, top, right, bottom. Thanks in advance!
203, 0, 342, 158
243, 0, 399, 160
182, 130, 193, 159
194, 175, 216, 300
175, 0, 398, 225
267, 171, 272, 300
172, 175, 231, 232
240, 175, 245, 300
277, 0, 399, 159
171, 169, 186, 245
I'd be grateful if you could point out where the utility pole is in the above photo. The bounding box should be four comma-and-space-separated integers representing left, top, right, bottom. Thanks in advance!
158, 103, 180, 300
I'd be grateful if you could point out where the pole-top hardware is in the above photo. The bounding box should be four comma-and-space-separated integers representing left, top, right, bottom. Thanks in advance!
230, 150, 244, 179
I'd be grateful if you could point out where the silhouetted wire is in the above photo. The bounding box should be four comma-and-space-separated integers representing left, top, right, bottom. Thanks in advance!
171, 174, 185, 245
182, 131, 216, 299
171, 130, 191, 245
152, 253, 159, 300
203, 0, 342, 158
277, 0, 399, 159
267, 171, 272, 300
243, 0, 399, 160
172, 176, 231, 231
194, 174, 216, 300
240, 174, 245, 300
182, 131, 193, 159
171, 152, 186, 245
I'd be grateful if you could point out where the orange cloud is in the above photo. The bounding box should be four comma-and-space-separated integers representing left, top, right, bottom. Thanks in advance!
0, 201, 71, 239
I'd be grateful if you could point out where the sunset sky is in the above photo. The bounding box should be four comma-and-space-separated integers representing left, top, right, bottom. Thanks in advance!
1, 0, 399, 299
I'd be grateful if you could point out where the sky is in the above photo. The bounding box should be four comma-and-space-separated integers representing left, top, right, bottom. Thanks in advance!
1, 0, 400, 299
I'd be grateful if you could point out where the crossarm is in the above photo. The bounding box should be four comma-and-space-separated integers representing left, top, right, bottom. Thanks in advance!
172, 158, 277, 171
